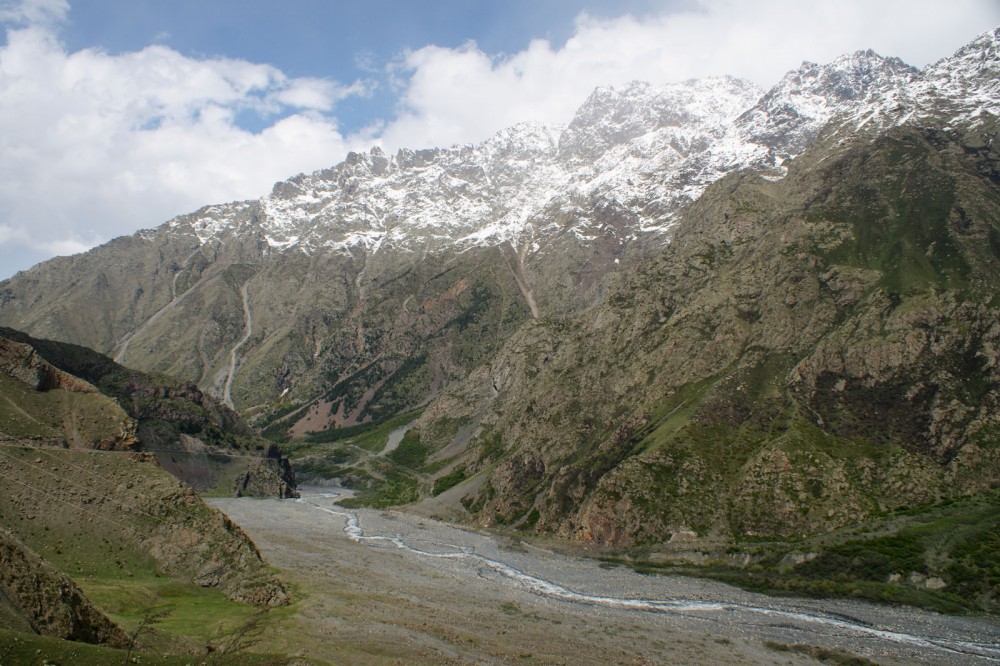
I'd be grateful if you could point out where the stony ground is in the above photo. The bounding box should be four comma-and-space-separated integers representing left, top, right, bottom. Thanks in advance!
208, 488, 1000, 665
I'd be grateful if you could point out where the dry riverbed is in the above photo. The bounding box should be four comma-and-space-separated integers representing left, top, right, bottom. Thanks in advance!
209, 488, 1000, 665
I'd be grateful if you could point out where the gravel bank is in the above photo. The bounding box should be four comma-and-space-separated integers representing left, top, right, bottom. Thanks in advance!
209, 487, 1000, 665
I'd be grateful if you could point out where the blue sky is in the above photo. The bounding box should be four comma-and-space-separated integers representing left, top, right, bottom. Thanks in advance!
61, 0, 677, 134
0, 0, 997, 278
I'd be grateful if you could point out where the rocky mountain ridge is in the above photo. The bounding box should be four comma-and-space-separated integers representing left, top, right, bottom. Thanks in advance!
0, 327, 297, 497
0, 27, 997, 430
156, 27, 1000, 263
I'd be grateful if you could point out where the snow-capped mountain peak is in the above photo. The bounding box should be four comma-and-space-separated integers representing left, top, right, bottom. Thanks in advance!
160, 28, 999, 263
920, 26, 1000, 126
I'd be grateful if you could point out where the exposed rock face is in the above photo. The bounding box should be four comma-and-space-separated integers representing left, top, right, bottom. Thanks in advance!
0, 337, 99, 394
416, 117, 1000, 546
0, 529, 127, 646
233, 444, 298, 499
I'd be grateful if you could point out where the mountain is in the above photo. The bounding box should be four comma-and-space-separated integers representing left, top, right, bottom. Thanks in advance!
0, 327, 297, 497
414, 114, 1000, 535
387, 116, 1000, 614
6, 31, 997, 434
0, 25, 998, 571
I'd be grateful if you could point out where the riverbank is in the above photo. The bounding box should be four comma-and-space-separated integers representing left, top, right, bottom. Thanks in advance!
208, 488, 1000, 665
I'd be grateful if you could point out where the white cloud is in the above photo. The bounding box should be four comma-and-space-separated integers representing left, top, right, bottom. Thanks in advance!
0, 0, 67, 26
376, 0, 1000, 151
275, 78, 375, 112
0, 0, 998, 278
0, 15, 371, 277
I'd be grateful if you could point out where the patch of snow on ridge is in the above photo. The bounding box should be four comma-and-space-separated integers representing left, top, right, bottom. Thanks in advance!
160, 28, 999, 255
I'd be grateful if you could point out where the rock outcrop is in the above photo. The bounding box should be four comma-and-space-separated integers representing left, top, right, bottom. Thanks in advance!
0, 529, 127, 646
0, 338, 99, 394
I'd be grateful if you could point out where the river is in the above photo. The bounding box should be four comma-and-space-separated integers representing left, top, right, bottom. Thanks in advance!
209, 487, 1000, 665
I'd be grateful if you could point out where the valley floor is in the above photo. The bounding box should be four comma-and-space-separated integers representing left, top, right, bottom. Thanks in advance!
209, 488, 1000, 666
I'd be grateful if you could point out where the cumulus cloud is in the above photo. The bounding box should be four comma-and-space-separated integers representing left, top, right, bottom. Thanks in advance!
376, 0, 1000, 151
275, 78, 375, 112
0, 6, 370, 277
0, 0, 66, 26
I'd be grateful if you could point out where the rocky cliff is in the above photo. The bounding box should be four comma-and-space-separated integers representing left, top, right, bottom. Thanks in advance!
411, 116, 1000, 546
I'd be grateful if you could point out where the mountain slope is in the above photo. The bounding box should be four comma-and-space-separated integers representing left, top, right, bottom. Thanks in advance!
0, 329, 291, 607
0, 327, 296, 496
5, 31, 996, 427
0, 529, 128, 647
0, 327, 298, 655
407, 116, 1000, 553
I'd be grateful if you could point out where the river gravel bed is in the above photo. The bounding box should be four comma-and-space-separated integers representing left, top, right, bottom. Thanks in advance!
209, 487, 1000, 665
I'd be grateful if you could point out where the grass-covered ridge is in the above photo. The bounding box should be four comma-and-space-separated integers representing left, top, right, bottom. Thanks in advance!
0, 443, 293, 660
0, 326, 297, 497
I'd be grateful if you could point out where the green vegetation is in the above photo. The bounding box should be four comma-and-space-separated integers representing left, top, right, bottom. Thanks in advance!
298, 420, 379, 444
795, 534, 926, 583
628, 376, 718, 456
605, 492, 1000, 615
287, 443, 360, 480
284, 410, 430, 492
0, 373, 130, 443
283, 408, 472, 510
339, 466, 419, 509
812, 135, 986, 300
80, 575, 272, 648
255, 400, 302, 436
0, 444, 292, 661
0, 628, 291, 666
388, 429, 429, 467
301, 408, 423, 450
0, 328, 290, 497
432, 466, 468, 496
366, 354, 431, 423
